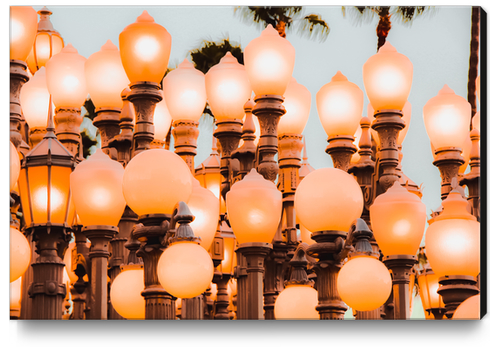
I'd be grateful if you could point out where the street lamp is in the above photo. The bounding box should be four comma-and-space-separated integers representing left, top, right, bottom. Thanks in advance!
119, 10, 171, 155
110, 264, 146, 320
10, 226, 31, 283
423, 85, 471, 199
45, 43, 88, 158
452, 294, 480, 320
417, 261, 445, 319
85, 40, 130, 158
152, 90, 173, 148
316, 71, 363, 171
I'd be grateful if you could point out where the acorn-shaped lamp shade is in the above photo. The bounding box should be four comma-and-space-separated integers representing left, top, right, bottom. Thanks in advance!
278, 77, 311, 135
20, 67, 51, 129
363, 42, 413, 111
244, 24, 295, 96
70, 149, 126, 226
119, 10, 171, 84
122, 149, 193, 216
85, 40, 130, 109
10, 6, 38, 61
10, 226, 31, 283
205, 52, 252, 121
274, 285, 319, 319
317, 71, 364, 137
163, 58, 206, 122
295, 168, 363, 232
110, 265, 145, 319
226, 168, 282, 244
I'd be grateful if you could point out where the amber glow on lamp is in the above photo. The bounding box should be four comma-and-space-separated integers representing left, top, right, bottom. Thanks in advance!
368, 101, 412, 146
298, 224, 314, 245
244, 24, 295, 96
363, 42, 413, 111
423, 85, 471, 150
425, 190, 480, 278
157, 241, 214, 298
70, 149, 126, 227
452, 294, 480, 320
195, 143, 221, 200
153, 90, 173, 142
472, 111, 480, 132
351, 126, 363, 163
337, 256, 392, 311
417, 268, 444, 317
184, 178, 220, 251
122, 149, 193, 216
45, 44, 87, 109
85, 40, 130, 109
110, 265, 145, 319
164, 59, 207, 122
119, 10, 171, 83
316, 71, 364, 137
10, 226, 31, 283
274, 285, 319, 319
10, 276, 22, 313
205, 52, 252, 121
226, 168, 282, 244
20, 67, 52, 129
294, 168, 363, 232
10, 141, 21, 192
63, 240, 91, 283
278, 77, 311, 135
370, 181, 426, 256
10, 6, 38, 61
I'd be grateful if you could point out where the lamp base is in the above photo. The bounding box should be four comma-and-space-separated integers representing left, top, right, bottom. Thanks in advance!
437, 275, 479, 319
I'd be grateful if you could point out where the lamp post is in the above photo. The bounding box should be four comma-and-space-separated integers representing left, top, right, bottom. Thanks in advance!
459, 128, 480, 220
10, 6, 38, 150
423, 85, 471, 200
119, 10, 170, 156
108, 88, 135, 167
244, 24, 295, 182
295, 168, 364, 319
17, 103, 76, 319
45, 43, 88, 159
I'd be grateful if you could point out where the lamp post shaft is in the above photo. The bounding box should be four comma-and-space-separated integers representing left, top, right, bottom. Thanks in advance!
326, 135, 357, 172
433, 148, 465, 200
10, 60, 30, 150
54, 108, 83, 158
235, 251, 248, 319
383, 255, 417, 320
93, 108, 121, 160
438, 275, 479, 318
172, 120, 199, 174
214, 275, 231, 320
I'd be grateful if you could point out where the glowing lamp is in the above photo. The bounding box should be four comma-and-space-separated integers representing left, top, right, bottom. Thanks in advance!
295, 168, 363, 232
184, 178, 220, 251
45, 43, 87, 109
18, 116, 76, 227
425, 190, 480, 278
299, 224, 314, 245
10, 141, 21, 192
351, 126, 363, 163
337, 256, 392, 311
26, 7, 64, 74
20, 67, 51, 129
278, 77, 311, 135
226, 168, 282, 244
452, 294, 480, 320
10, 6, 38, 61
119, 10, 171, 83
85, 40, 130, 109
370, 181, 426, 256
63, 240, 91, 284
10, 226, 31, 282
423, 85, 471, 150
274, 285, 319, 319
70, 149, 126, 227
110, 265, 145, 319
10, 277, 22, 314
472, 111, 480, 132
195, 142, 221, 200
153, 90, 173, 142
368, 101, 412, 146
157, 241, 214, 298
317, 71, 364, 137
122, 149, 193, 216
205, 52, 252, 121
417, 267, 444, 318
244, 24, 295, 96
163, 59, 207, 122
363, 42, 413, 111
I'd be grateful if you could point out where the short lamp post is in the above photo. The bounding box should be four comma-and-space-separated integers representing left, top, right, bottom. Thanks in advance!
70, 149, 127, 319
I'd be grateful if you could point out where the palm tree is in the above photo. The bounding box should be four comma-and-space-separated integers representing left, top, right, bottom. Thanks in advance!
342, 6, 432, 51
234, 6, 330, 42
467, 7, 480, 119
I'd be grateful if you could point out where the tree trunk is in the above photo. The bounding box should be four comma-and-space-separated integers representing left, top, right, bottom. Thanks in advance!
376, 7, 392, 51
468, 7, 480, 120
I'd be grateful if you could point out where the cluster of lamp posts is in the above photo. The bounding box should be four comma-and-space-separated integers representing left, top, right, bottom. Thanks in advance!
9, 6, 481, 320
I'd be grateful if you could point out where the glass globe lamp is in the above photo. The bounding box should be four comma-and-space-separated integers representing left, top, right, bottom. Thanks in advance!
20, 67, 51, 129
110, 264, 145, 319
274, 284, 319, 319
278, 77, 311, 136
294, 168, 363, 232
10, 6, 38, 61
10, 226, 31, 283
452, 294, 480, 320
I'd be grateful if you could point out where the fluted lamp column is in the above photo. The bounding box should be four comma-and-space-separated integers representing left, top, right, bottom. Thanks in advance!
122, 149, 193, 319
244, 24, 295, 182
10, 6, 38, 150
227, 169, 282, 319
119, 10, 171, 156
164, 59, 207, 173
460, 129, 480, 220
85, 40, 130, 160
45, 43, 88, 159
423, 85, 471, 200
316, 71, 363, 171
295, 168, 364, 319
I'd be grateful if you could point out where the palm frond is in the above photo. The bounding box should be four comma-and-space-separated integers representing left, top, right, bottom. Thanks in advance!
190, 38, 243, 74
341, 6, 378, 26
234, 6, 302, 29
297, 14, 330, 43
391, 6, 435, 26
